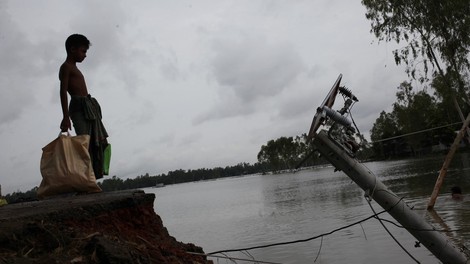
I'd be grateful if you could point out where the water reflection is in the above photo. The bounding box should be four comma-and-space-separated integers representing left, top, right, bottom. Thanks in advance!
365, 153, 470, 253
261, 169, 365, 217
152, 153, 470, 264
366, 154, 470, 199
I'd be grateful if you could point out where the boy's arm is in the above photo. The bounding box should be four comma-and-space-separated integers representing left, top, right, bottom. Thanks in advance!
59, 64, 71, 132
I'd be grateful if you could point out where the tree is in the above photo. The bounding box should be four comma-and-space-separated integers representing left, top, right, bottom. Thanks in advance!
257, 138, 288, 171
99, 176, 124, 191
393, 82, 439, 154
432, 74, 470, 122
370, 78, 466, 158
257, 135, 313, 172
370, 110, 402, 158
362, 0, 470, 103
295, 134, 317, 167
4, 187, 38, 203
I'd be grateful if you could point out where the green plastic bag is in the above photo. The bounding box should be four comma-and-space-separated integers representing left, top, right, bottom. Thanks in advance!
103, 143, 111, 175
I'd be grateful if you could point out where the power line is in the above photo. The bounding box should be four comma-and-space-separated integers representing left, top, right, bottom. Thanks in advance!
205, 195, 464, 262
187, 252, 282, 264
366, 195, 420, 263
373, 122, 463, 143
208, 206, 391, 255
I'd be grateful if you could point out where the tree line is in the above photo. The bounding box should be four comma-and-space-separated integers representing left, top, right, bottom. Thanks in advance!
3, 155, 314, 203
97, 162, 265, 192
3, 132, 369, 203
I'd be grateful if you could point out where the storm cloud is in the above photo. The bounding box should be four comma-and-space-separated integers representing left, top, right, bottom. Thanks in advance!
0, 0, 408, 194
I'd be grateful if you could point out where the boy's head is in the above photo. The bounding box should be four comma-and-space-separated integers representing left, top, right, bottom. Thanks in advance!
65, 34, 90, 54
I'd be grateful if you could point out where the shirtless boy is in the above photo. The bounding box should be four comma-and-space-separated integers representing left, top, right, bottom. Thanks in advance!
59, 34, 109, 179
59, 34, 90, 132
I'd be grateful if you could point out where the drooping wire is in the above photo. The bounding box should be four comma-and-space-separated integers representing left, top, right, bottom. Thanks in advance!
348, 102, 360, 134
241, 250, 256, 263
203, 193, 464, 262
313, 236, 323, 263
359, 223, 368, 240
372, 122, 462, 143
187, 252, 281, 264
219, 252, 237, 264
365, 195, 421, 264
208, 197, 411, 255
345, 100, 366, 147
208, 209, 389, 255
335, 93, 364, 146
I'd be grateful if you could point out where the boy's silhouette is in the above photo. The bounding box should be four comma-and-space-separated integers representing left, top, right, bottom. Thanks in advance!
59, 34, 108, 179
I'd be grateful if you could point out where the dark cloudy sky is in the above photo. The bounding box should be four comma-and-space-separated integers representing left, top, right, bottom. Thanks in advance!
0, 0, 411, 194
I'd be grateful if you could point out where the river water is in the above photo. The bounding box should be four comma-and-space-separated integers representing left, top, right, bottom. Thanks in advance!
146, 154, 470, 264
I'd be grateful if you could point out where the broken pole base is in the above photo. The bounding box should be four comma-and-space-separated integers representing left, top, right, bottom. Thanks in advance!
313, 130, 468, 264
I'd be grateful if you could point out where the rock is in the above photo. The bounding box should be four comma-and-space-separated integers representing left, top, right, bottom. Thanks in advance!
0, 190, 212, 264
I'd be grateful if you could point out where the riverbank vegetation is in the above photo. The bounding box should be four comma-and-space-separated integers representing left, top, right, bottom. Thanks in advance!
363, 0, 470, 159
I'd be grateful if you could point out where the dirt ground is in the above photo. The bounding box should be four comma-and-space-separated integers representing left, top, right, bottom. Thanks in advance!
0, 190, 211, 264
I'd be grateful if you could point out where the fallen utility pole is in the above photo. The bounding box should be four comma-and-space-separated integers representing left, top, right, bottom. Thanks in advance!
427, 112, 470, 210
312, 130, 468, 264
308, 74, 468, 264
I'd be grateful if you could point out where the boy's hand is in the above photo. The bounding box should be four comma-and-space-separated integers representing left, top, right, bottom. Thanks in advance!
60, 117, 71, 132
